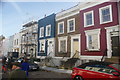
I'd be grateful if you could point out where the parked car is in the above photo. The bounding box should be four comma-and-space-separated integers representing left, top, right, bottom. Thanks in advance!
15, 58, 39, 71
29, 63, 39, 71
72, 61, 120, 80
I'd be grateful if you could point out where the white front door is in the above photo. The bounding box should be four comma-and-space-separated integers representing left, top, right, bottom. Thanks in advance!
71, 34, 80, 58
48, 40, 54, 57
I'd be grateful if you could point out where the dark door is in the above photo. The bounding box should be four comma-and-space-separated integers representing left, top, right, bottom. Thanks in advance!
111, 36, 119, 56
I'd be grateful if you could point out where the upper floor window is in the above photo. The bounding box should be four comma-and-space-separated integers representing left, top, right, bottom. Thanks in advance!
85, 29, 100, 51
58, 21, 64, 34
46, 25, 51, 36
67, 18, 75, 32
40, 27, 44, 38
99, 5, 112, 24
84, 11, 94, 27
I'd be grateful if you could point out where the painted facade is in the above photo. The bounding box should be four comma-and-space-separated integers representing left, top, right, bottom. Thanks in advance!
79, 1, 119, 61
12, 33, 21, 55
55, 5, 80, 59
37, 14, 56, 58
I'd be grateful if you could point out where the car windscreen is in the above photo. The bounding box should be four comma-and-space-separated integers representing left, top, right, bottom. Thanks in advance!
111, 64, 120, 70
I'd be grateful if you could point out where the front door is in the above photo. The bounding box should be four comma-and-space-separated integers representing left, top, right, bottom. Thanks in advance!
111, 36, 119, 57
72, 39, 79, 58
48, 41, 54, 57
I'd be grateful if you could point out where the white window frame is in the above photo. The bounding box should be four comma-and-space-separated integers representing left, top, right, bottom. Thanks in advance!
58, 21, 64, 34
84, 10, 94, 27
39, 40, 45, 53
58, 36, 67, 53
40, 27, 44, 38
67, 18, 75, 33
99, 5, 112, 24
85, 29, 100, 51
46, 25, 51, 36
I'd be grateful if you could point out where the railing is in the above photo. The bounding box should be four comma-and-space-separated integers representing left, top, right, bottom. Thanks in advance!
72, 50, 80, 58
101, 49, 107, 62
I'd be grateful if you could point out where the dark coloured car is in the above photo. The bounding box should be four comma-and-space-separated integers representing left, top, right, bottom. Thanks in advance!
15, 58, 39, 71
72, 61, 120, 80
29, 63, 39, 71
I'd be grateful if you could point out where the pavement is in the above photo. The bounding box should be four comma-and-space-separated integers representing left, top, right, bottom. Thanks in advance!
39, 66, 72, 74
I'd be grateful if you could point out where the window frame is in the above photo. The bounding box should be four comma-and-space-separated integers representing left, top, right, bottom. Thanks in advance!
58, 37, 67, 53
46, 25, 51, 36
84, 10, 94, 27
99, 5, 112, 24
39, 40, 45, 53
58, 21, 64, 34
67, 18, 75, 33
85, 29, 100, 51
39, 27, 44, 38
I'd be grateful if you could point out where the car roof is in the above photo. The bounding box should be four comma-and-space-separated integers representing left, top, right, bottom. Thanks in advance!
78, 61, 113, 68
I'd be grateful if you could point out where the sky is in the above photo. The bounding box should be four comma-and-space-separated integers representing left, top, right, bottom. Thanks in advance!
1, 1, 78, 37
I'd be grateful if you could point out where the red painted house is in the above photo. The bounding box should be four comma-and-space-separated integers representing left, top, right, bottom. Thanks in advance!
79, 1, 119, 63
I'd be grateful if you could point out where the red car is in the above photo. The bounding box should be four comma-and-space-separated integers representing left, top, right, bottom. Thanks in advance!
72, 61, 120, 80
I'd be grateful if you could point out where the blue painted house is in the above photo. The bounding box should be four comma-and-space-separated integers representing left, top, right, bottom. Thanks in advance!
37, 14, 56, 58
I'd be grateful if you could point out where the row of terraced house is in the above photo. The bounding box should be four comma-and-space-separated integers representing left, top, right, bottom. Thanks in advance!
1, 0, 120, 68
36, 0, 120, 67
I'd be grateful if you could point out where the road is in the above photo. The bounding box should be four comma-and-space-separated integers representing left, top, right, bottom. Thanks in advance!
0, 63, 2, 80
2, 69, 71, 80
29, 70, 71, 80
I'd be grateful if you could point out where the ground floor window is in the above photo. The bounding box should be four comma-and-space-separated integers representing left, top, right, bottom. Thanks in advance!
85, 29, 100, 51
60, 40, 66, 52
39, 41, 45, 53
58, 37, 67, 53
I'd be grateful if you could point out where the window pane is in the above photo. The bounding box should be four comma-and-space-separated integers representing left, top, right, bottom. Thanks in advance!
47, 27, 51, 36
69, 20, 74, 31
40, 28, 44, 37
86, 13, 92, 25
40, 42, 45, 53
88, 34, 98, 49
60, 40, 66, 52
102, 8, 110, 22
59, 24, 63, 33
92, 34, 98, 49
88, 35, 92, 49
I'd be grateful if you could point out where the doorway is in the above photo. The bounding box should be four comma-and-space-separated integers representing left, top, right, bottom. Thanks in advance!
111, 36, 119, 57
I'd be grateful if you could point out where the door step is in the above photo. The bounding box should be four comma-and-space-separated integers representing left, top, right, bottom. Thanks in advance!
105, 57, 120, 64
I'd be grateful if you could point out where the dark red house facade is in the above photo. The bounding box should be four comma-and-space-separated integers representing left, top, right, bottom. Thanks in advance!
79, 1, 119, 62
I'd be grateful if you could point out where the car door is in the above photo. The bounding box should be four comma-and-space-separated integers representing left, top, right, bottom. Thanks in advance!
82, 65, 117, 79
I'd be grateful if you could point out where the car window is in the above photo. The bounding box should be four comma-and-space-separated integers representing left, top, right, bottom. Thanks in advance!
84, 65, 117, 74
111, 64, 120, 70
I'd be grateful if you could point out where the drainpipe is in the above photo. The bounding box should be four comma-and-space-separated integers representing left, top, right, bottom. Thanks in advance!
118, 0, 120, 63
118, 0, 120, 49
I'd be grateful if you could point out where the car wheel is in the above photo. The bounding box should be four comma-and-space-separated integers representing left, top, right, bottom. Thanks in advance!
74, 76, 83, 80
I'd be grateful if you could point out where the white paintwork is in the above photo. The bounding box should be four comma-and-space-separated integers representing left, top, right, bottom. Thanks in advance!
99, 5, 113, 24
84, 10, 94, 27
70, 34, 81, 58
105, 25, 119, 58
80, 56, 103, 61
58, 21, 64, 35
67, 18, 75, 33
58, 36, 68, 52
85, 29, 101, 51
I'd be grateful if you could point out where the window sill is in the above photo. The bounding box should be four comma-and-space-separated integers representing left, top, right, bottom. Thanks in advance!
58, 33, 64, 35
100, 20, 112, 24
85, 49, 100, 52
84, 24, 94, 27
67, 30, 75, 33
